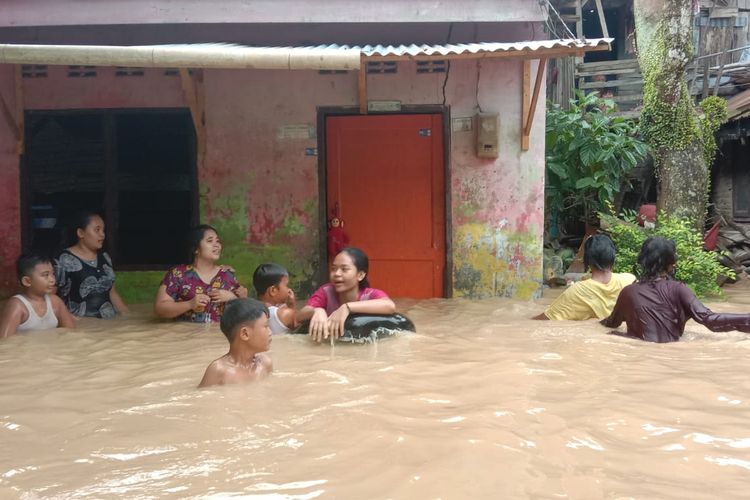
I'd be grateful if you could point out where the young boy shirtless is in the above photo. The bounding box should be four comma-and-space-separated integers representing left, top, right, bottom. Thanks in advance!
0, 254, 75, 339
252, 263, 298, 334
198, 298, 273, 387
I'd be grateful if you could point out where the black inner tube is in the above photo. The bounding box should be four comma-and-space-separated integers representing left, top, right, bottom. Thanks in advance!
295, 313, 416, 343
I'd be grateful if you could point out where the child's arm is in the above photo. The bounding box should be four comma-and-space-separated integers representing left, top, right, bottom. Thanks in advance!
347, 298, 396, 315
0, 299, 25, 339
277, 290, 298, 330
198, 360, 224, 388
277, 306, 298, 330
298, 305, 330, 341
51, 295, 76, 328
327, 298, 397, 339
110, 285, 130, 314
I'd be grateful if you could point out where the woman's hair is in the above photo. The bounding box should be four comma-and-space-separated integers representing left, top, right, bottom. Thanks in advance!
339, 247, 370, 289
187, 224, 218, 262
638, 236, 677, 282
67, 211, 101, 246
583, 234, 616, 271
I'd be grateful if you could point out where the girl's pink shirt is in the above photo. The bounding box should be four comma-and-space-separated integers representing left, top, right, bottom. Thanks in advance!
306, 283, 388, 315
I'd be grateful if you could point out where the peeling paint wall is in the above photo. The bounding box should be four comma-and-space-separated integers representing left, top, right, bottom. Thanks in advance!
0, 23, 545, 301
0, 66, 22, 295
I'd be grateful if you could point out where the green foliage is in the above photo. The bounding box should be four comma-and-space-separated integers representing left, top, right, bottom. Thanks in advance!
602, 211, 734, 298
698, 95, 728, 167
546, 92, 649, 223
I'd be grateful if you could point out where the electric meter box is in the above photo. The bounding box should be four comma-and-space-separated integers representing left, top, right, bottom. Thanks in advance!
476, 112, 499, 158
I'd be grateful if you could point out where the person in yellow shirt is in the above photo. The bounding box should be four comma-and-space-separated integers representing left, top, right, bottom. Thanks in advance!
533, 234, 635, 321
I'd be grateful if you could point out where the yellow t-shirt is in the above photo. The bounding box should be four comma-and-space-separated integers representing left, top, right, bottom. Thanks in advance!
544, 272, 636, 320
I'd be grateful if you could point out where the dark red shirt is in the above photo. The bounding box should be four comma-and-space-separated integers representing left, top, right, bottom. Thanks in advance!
601, 279, 750, 343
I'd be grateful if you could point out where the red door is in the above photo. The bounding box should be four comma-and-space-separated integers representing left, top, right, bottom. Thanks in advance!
326, 114, 445, 298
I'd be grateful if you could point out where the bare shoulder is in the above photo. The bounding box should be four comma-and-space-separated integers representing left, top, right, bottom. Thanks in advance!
49, 294, 67, 310
3, 297, 27, 319
257, 353, 273, 373
198, 357, 228, 388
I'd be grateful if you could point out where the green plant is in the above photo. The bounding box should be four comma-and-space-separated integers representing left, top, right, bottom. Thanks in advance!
602, 211, 734, 298
546, 92, 649, 224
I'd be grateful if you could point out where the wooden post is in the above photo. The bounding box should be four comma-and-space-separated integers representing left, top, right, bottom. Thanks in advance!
14, 64, 23, 154
525, 58, 547, 137
358, 55, 368, 114
522, 59, 530, 151
521, 58, 546, 151
713, 49, 728, 96
179, 68, 206, 167
593, 0, 609, 39
701, 58, 710, 99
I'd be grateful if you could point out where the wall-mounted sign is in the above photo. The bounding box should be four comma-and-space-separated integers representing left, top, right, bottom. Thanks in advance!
368, 100, 402, 112
452, 117, 473, 132
278, 124, 316, 140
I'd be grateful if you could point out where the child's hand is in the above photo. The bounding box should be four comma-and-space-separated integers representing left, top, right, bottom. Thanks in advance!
285, 289, 296, 309
309, 308, 329, 342
327, 304, 350, 339
190, 293, 210, 312
235, 286, 249, 298
208, 289, 236, 303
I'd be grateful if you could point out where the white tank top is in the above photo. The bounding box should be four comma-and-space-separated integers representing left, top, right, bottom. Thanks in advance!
14, 294, 59, 332
268, 306, 291, 334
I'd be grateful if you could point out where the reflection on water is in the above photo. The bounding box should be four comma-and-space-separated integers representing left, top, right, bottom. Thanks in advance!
1, 286, 750, 498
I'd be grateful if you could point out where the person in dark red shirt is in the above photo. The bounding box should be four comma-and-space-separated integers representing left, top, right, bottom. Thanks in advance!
601, 236, 750, 343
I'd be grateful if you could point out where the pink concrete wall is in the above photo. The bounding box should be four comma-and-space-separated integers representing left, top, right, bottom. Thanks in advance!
0, 1, 544, 27
0, 66, 22, 295
0, 20, 546, 299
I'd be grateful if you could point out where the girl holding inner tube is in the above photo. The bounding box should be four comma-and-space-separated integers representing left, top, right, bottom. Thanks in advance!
298, 247, 396, 342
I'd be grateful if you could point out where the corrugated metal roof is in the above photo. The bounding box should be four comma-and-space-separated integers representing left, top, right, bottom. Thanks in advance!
353, 38, 613, 57
0, 38, 611, 70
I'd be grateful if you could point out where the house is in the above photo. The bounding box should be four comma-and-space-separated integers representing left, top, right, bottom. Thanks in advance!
0, 0, 610, 301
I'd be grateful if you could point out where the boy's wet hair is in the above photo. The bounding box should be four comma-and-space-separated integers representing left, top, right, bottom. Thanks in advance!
252, 263, 289, 296
186, 224, 218, 263
220, 298, 269, 341
16, 254, 52, 282
583, 234, 617, 271
339, 247, 370, 289
638, 236, 677, 282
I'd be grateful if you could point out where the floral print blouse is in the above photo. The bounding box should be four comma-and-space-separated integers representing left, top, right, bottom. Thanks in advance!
161, 264, 240, 323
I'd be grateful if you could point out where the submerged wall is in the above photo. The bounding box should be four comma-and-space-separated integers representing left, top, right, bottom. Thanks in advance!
0, 41, 545, 301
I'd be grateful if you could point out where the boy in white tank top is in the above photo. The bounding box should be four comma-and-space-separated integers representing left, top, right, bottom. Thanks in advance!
1, 255, 75, 339
252, 263, 298, 334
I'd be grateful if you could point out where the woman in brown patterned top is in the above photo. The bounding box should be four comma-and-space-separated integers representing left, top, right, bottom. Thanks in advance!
601, 236, 750, 343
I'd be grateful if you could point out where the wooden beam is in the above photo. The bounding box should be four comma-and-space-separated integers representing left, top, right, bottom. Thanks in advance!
179, 68, 206, 166
522, 59, 530, 151
0, 91, 19, 143
593, 0, 610, 39
524, 58, 547, 138
14, 64, 24, 154
358, 55, 367, 114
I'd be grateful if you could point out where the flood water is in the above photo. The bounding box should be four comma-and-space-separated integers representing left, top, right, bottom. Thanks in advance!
2, 285, 750, 499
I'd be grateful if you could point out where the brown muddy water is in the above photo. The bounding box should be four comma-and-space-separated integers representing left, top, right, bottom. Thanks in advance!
2, 285, 750, 499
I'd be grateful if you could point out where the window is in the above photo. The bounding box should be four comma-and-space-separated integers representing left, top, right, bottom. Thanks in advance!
23, 110, 198, 268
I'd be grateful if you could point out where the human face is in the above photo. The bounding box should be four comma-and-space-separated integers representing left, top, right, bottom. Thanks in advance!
270, 275, 291, 303
330, 251, 365, 293
22, 262, 56, 296
242, 314, 272, 352
197, 229, 222, 262
77, 215, 105, 251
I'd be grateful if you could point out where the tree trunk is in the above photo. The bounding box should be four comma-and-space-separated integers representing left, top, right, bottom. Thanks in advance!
634, 0, 708, 229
